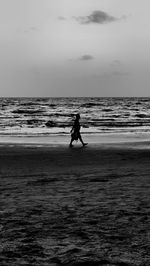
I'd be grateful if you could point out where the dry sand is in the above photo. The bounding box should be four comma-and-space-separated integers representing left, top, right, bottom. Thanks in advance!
0, 142, 150, 266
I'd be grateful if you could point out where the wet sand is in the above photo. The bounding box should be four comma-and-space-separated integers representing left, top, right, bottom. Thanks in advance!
0, 143, 150, 266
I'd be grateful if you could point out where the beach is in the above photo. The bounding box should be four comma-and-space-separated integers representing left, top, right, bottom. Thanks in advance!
0, 137, 150, 266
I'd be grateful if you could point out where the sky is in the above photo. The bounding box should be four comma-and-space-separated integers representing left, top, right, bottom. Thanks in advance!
0, 0, 150, 97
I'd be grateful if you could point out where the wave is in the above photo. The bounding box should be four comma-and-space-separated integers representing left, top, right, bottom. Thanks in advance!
51, 258, 132, 266
102, 108, 113, 112
12, 109, 44, 115
0, 97, 150, 136
45, 121, 56, 127
1, 118, 150, 129
48, 113, 74, 117
81, 102, 103, 108
135, 113, 150, 118
27, 119, 44, 125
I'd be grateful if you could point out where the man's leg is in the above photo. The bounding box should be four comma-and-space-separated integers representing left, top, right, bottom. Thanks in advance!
69, 137, 74, 147
79, 134, 88, 146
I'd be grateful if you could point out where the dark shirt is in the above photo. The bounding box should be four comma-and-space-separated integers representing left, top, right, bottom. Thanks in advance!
73, 119, 80, 132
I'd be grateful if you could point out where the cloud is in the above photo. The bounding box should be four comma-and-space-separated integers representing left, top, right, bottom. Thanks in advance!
58, 16, 66, 21
110, 60, 122, 67
112, 70, 131, 76
17, 26, 39, 34
79, 55, 94, 61
30, 27, 38, 31
75, 10, 119, 24
23, 27, 39, 33
110, 60, 131, 76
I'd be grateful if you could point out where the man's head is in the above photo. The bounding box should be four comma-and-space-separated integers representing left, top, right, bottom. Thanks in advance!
76, 113, 80, 120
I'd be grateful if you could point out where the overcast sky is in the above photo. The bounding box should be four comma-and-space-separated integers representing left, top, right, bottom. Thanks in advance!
0, 0, 150, 97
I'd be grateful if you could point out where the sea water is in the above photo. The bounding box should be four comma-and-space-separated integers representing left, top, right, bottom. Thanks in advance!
0, 97, 150, 136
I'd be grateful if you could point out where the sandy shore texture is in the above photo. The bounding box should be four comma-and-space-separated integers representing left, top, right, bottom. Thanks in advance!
0, 143, 150, 266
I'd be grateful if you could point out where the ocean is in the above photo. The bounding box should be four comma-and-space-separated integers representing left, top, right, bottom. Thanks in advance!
0, 97, 150, 136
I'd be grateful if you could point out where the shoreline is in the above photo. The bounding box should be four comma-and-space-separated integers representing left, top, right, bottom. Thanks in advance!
0, 131, 150, 146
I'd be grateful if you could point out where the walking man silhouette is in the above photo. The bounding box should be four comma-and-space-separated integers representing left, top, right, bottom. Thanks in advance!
69, 113, 88, 148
